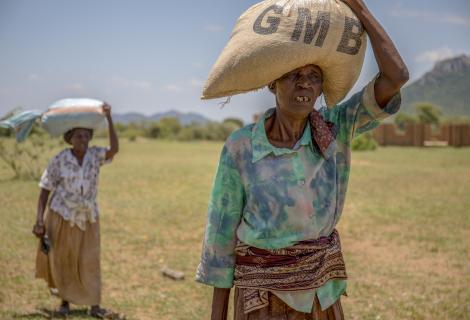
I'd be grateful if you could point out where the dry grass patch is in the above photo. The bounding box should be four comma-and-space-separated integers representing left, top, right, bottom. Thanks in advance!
0, 141, 469, 319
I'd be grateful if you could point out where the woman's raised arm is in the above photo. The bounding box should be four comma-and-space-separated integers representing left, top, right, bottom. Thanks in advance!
342, 0, 409, 107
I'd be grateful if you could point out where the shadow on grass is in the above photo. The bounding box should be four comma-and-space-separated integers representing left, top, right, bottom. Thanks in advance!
12, 308, 91, 319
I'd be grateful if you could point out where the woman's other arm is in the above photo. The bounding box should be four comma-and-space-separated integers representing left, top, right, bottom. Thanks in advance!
212, 288, 231, 320
32, 188, 50, 238
196, 143, 245, 319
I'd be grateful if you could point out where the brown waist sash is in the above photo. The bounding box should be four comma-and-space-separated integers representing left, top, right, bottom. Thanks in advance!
234, 229, 347, 314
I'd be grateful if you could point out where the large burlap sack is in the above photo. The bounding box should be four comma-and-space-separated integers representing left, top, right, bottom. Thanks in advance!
41, 98, 105, 136
202, 0, 367, 107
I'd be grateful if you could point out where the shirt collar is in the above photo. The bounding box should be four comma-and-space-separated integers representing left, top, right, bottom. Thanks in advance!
251, 108, 313, 163
65, 148, 90, 167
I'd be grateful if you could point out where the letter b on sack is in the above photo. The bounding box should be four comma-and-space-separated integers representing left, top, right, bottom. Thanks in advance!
337, 17, 363, 55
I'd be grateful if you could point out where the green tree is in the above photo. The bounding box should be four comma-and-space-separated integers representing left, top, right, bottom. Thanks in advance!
223, 118, 244, 129
114, 123, 128, 133
414, 102, 442, 125
177, 124, 206, 141
157, 117, 182, 139
351, 132, 378, 151
146, 123, 162, 139
394, 113, 417, 130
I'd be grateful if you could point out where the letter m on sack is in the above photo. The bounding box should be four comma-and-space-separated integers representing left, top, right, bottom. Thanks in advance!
291, 9, 330, 46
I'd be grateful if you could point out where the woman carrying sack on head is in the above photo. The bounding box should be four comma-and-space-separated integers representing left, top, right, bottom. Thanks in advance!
32, 103, 120, 318
196, 0, 409, 319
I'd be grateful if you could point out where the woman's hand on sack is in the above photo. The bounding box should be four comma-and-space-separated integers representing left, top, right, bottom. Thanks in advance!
342, 0, 409, 106
341, 0, 366, 11
32, 222, 45, 238
102, 103, 112, 119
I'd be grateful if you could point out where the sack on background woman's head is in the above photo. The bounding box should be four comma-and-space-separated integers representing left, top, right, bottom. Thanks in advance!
41, 98, 105, 137
0, 98, 105, 142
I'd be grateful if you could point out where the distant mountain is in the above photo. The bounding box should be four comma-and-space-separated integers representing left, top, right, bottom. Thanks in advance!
113, 110, 210, 125
152, 110, 210, 125
113, 112, 148, 124
401, 55, 470, 116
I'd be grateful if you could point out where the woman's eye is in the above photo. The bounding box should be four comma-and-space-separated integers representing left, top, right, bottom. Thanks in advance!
308, 74, 321, 82
282, 72, 296, 80
282, 71, 321, 82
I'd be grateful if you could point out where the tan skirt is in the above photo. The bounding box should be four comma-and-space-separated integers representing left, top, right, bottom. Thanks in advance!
35, 209, 101, 306
234, 288, 344, 320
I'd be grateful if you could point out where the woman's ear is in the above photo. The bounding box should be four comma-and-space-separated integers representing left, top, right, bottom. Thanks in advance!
268, 81, 276, 94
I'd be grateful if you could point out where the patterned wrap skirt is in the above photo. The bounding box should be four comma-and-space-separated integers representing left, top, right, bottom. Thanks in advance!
234, 287, 344, 320
35, 209, 101, 305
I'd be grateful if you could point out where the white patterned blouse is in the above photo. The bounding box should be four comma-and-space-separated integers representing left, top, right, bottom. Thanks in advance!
39, 146, 112, 231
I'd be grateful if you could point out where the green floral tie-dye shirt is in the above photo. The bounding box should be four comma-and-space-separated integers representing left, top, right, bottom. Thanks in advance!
196, 78, 401, 311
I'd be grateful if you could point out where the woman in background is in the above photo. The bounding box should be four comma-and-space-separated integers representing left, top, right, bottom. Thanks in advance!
33, 103, 119, 318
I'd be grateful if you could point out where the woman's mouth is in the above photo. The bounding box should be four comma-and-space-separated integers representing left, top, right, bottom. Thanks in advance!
295, 96, 311, 103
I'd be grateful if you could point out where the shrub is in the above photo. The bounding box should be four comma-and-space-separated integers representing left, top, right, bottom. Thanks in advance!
111, 118, 241, 142
223, 118, 244, 129
414, 102, 442, 125
351, 132, 378, 151
394, 113, 417, 130
0, 135, 63, 180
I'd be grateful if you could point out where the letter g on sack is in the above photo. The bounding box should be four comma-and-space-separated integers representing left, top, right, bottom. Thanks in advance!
253, 5, 283, 35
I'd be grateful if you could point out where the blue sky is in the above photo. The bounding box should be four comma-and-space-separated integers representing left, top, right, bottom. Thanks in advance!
1, 0, 469, 123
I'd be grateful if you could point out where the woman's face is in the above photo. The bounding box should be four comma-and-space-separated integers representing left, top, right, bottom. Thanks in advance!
271, 64, 323, 119
70, 128, 92, 153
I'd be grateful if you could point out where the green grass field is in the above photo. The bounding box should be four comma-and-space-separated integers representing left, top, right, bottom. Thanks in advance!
0, 139, 469, 320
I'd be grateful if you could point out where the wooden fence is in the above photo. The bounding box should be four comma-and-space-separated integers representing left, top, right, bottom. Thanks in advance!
373, 123, 470, 147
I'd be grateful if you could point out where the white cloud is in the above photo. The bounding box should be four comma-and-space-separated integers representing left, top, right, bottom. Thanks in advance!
189, 78, 205, 88
159, 78, 204, 93
161, 84, 182, 92
415, 47, 461, 63
203, 23, 224, 33
389, 7, 433, 19
67, 83, 85, 91
110, 76, 129, 87
389, 5, 470, 27
441, 15, 470, 27
132, 80, 152, 90
110, 76, 152, 90
0, 88, 13, 96
28, 73, 40, 81
192, 62, 205, 69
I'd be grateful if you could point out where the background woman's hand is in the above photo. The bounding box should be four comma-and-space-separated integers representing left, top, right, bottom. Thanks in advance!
102, 102, 112, 119
32, 223, 45, 238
